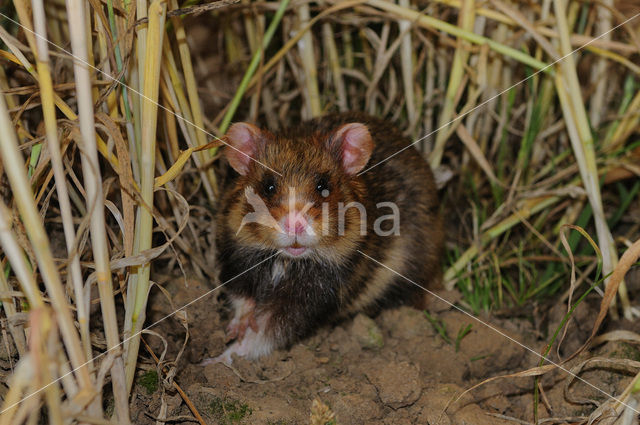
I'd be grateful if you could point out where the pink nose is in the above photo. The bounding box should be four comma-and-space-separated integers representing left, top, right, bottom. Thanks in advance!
283, 211, 308, 235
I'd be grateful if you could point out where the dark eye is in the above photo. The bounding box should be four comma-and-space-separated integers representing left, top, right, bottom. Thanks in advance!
316, 176, 330, 196
262, 176, 277, 197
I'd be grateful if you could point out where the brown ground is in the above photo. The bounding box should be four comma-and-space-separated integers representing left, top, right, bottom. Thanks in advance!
126, 268, 640, 425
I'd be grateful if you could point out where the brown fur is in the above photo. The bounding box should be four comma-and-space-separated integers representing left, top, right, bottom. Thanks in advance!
216, 112, 443, 357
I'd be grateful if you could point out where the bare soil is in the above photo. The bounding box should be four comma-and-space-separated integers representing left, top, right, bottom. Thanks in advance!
127, 268, 640, 425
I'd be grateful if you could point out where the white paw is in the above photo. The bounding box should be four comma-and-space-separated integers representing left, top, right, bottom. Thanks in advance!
204, 311, 275, 364
226, 296, 257, 341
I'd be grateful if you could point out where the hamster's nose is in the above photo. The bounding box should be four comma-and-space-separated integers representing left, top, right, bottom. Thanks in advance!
283, 211, 308, 235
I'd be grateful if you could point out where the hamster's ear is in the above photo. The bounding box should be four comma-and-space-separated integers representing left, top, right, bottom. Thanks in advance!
330, 123, 374, 175
224, 122, 263, 175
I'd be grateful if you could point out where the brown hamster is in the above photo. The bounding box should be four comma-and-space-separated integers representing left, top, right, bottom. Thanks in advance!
205, 112, 443, 364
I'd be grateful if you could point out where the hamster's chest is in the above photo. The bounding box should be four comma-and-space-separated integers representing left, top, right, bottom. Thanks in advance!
253, 258, 343, 301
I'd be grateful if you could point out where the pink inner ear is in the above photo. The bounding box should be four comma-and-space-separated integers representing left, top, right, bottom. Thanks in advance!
334, 123, 374, 175
225, 122, 262, 175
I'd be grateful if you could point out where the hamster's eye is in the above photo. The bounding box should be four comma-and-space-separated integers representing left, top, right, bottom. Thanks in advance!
262, 176, 277, 197
316, 176, 330, 196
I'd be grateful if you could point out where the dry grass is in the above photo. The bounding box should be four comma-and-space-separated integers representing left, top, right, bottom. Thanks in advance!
0, 0, 639, 423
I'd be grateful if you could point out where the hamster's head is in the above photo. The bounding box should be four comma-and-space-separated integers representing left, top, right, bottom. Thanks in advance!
222, 121, 374, 262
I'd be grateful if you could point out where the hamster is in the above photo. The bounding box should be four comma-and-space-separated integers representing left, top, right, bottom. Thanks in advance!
205, 112, 443, 364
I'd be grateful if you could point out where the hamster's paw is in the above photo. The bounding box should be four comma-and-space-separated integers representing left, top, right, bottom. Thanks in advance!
226, 309, 258, 343
226, 296, 258, 342
202, 311, 275, 365
199, 354, 228, 366
199, 350, 233, 366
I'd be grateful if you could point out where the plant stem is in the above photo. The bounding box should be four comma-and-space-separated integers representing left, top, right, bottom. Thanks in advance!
65, 0, 130, 420
217, 0, 292, 137
123, 0, 167, 394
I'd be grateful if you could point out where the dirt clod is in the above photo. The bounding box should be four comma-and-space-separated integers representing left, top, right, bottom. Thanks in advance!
365, 360, 422, 409
350, 313, 384, 349
332, 393, 383, 424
